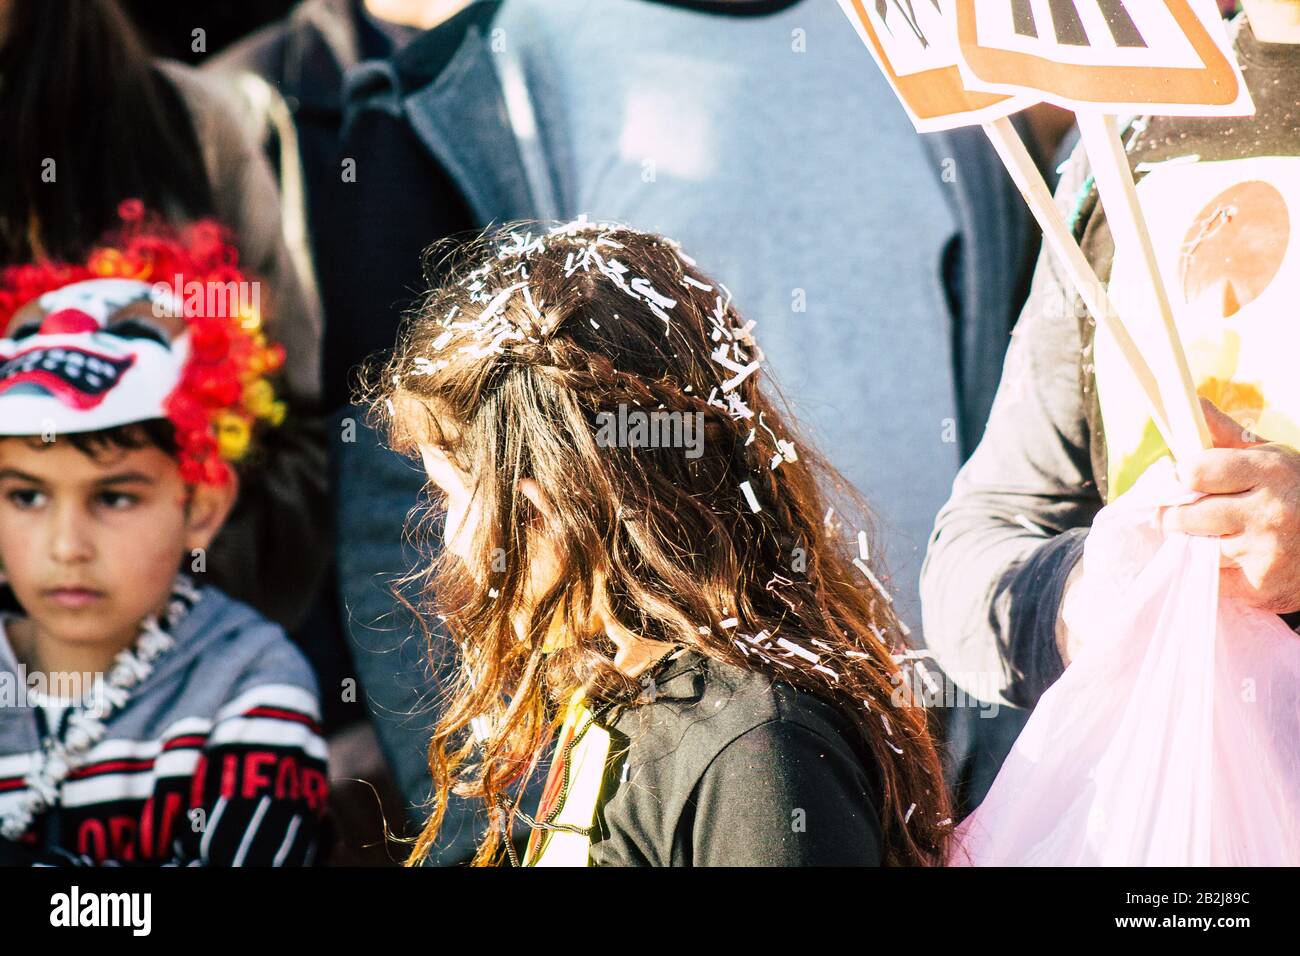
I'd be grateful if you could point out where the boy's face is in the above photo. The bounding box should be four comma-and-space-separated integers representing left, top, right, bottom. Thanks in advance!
0, 437, 230, 649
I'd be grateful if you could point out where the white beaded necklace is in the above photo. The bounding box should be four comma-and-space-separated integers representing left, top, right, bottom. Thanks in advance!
0, 576, 201, 841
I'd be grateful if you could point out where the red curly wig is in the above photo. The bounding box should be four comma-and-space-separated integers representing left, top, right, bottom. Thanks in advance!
0, 200, 286, 485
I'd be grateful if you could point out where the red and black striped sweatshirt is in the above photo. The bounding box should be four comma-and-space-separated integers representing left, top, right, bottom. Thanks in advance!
0, 586, 329, 866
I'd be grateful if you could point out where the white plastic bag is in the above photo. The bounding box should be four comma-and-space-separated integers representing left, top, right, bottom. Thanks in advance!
952, 459, 1300, 865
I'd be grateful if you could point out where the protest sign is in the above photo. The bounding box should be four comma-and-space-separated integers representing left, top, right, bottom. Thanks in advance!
954, 0, 1253, 115
952, 0, 1257, 460
837, 0, 1175, 446
838, 0, 1027, 131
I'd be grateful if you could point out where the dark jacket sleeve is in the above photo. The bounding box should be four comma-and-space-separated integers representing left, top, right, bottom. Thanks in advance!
919, 143, 1103, 711
686, 720, 882, 866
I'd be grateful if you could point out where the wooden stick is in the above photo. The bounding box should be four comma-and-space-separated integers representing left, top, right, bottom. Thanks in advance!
1074, 112, 1211, 461
982, 116, 1172, 448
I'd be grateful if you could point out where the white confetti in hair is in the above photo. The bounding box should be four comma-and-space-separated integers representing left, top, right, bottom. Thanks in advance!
776, 637, 818, 664
403, 217, 802, 486
726, 392, 755, 421
915, 659, 940, 698
411, 356, 449, 376
757, 412, 798, 470
630, 276, 677, 310
721, 361, 761, 394
853, 557, 893, 605
522, 284, 542, 321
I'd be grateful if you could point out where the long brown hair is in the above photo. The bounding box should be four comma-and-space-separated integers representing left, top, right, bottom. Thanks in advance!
365, 220, 952, 866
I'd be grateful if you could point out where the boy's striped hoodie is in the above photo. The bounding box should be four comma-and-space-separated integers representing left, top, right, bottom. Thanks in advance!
0, 586, 328, 866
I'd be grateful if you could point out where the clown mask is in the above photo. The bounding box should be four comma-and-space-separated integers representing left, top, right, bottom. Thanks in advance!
0, 278, 189, 437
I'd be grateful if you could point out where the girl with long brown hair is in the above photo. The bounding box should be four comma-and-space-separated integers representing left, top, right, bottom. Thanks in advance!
366, 218, 951, 866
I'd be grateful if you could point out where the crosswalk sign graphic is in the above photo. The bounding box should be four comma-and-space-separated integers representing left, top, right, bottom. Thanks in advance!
837, 0, 1251, 463
954, 0, 1254, 115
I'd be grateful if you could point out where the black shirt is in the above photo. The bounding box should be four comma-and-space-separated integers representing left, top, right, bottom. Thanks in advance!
585, 650, 883, 866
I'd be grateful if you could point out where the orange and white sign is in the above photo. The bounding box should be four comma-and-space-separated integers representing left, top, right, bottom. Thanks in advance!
1097, 158, 1300, 499
953, 0, 1254, 115
837, 0, 1030, 131
837, 0, 1255, 461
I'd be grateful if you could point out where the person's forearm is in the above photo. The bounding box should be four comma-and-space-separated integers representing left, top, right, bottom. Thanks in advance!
923, 478, 1090, 708
918, 292, 1097, 709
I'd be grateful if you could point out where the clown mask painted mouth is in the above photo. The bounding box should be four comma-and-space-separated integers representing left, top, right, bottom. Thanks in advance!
0, 346, 137, 410
0, 277, 190, 431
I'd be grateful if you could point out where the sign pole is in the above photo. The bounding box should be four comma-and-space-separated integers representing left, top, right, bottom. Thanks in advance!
982, 116, 1172, 446
1073, 111, 1212, 461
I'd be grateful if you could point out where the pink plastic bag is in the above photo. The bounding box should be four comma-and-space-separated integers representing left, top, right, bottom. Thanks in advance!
951, 459, 1300, 866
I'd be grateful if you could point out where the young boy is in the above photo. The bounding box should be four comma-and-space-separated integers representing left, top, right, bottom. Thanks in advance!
0, 209, 328, 865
